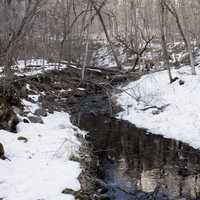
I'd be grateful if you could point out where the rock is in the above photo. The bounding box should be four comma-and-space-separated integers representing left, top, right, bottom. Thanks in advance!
38, 95, 43, 102
20, 86, 28, 98
74, 191, 89, 200
28, 115, 44, 124
85, 134, 93, 141
171, 77, 179, 83
152, 110, 160, 115
179, 53, 190, 65
34, 108, 47, 117
179, 80, 185, 86
17, 136, 28, 143
47, 108, 54, 114
26, 96, 36, 103
13, 106, 23, 115
179, 53, 197, 66
62, 188, 75, 195
69, 154, 81, 162
67, 97, 78, 105
97, 187, 109, 194
8, 113, 19, 133
23, 118, 30, 123
0, 143, 5, 159
0, 97, 19, 132
74, 90, 85, 97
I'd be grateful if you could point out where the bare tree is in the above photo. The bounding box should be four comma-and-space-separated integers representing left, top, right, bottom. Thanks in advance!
116, 34, 154, 71
0, 0, 47, 76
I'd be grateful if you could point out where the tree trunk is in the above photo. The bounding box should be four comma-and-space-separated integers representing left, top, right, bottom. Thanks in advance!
164, 0, 196, 75
90, 0, 122, 70
160, 0, 173, 83
81, 4, 91, 82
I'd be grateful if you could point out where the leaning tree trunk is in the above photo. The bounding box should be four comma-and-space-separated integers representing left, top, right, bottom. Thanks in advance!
81, 4, 91, 82
164, 0, 196, 75
160, 0, 173, 83
90, 0, 122, 70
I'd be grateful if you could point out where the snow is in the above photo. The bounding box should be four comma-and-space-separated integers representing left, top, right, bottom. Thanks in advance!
22, 99, 40, 113
0, 59, 71, 77
77, 88, 86, 91
116, 65, 200, 149
17, 59, 48, 67
0, 111, 84, 200
67, 89, 72, 92
13, 59, 68, 76
28, 94, 40, 102
94, 46, 118, 68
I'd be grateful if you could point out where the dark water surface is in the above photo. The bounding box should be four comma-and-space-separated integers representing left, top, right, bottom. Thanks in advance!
79, 114, 200, 200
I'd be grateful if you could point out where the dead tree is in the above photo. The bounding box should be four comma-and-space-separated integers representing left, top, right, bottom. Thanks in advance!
116, 34, 154, 71
0, 0, 47, 76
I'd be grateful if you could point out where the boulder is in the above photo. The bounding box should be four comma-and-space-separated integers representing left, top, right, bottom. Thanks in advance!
23, 118, 30, 123
34, 108, 47, 117
0, 97, 19, 132
0, 142, 5, 159
28, 115, 44, 124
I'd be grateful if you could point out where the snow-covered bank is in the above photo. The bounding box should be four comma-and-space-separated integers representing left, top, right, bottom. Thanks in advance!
0, 112, 83, 200
116, 66, 200, 149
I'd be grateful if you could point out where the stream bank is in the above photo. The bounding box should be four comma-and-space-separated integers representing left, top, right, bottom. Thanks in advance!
36, 66, 200, 200
4, 65, 200, 200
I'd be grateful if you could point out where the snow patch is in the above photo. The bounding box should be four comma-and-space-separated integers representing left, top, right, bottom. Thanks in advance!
0, 112, 83, 200
116, 66, 200, 149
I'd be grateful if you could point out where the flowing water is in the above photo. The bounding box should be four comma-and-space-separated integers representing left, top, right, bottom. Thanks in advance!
79, 114, 200, 200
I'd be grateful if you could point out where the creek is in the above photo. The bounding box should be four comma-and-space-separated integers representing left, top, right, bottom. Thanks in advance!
79, 113, 200, 200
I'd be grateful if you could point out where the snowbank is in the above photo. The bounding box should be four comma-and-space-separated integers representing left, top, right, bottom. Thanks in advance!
15, 59, 68, 76
117, 66, 200, 148
0, 112, 83, 200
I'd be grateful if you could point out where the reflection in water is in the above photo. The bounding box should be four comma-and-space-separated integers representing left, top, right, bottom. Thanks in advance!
80, 114, 200, 200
